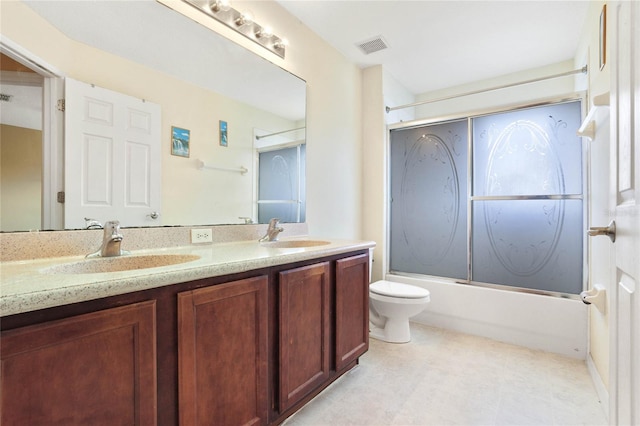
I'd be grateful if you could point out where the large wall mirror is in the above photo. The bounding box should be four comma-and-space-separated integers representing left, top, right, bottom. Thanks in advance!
0, 0, 306, 232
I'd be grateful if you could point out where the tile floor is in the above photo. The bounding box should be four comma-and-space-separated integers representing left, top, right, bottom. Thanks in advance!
284, 323, 608, 426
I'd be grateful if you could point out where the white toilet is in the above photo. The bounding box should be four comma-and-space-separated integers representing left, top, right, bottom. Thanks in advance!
369, 280, 431, 343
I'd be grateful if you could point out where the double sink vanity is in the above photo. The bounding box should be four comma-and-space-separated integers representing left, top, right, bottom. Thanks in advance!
1, 224, 374, 425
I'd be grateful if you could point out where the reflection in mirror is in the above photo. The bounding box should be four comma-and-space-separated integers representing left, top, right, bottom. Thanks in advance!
0, 0, 306, 232
258, 144, 306, 224
0, 53, 44, 232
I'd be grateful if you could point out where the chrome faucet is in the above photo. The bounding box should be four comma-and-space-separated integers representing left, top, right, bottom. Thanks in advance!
259, 218, 284, 242
87, 220, 129, 258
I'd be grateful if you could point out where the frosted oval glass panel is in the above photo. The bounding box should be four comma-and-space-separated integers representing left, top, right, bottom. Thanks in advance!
472, 199, 583, 294
389, 120, 468, 279
473, 101, 582, 196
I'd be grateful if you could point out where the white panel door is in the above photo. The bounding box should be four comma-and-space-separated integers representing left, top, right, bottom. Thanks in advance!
609, 2, 640, 424
64, 79, 161, 229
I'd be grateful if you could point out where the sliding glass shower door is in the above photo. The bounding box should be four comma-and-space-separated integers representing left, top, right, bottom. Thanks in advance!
471, 102, 583, 294
389, 119, 468, 280
389, 100, 584, 295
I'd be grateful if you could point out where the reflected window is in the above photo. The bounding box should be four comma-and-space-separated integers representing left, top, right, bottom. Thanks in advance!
258, 144, 305, 223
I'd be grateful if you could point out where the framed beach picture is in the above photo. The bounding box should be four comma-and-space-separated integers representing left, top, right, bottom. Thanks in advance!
219, 120, 228, 147
171, 126, 190, 157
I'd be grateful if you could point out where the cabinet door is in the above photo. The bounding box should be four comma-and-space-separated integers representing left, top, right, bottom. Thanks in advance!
178, 276, 269, 426
278, 262, 331, 412
335, 253, 369, 371
1, 301, 157, 426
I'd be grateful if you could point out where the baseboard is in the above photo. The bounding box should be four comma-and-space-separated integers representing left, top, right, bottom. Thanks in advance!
586, 354, 609, 421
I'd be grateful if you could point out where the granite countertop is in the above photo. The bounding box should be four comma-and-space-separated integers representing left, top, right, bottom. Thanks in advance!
1, 237, 375, 317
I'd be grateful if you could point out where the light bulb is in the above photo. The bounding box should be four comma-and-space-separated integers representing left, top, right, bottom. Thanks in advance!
209, 0, 230, 13
274, 38, 289, 49
235, 10, 253, 26
256, 26, 273, 39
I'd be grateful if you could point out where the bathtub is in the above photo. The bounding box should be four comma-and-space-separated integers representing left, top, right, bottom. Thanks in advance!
385, 273, 588, 359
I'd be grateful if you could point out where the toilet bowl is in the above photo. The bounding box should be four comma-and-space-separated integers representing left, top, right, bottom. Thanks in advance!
369, 280, 430, 343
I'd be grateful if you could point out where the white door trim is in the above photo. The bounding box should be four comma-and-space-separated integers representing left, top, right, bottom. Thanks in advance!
1, 37, 65, 230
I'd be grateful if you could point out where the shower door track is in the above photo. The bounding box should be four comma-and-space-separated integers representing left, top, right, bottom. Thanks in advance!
471, 194, 583, 201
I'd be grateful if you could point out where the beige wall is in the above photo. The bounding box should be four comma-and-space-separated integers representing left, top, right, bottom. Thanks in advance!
361, 66, 386, 281
1, 124, 42, 231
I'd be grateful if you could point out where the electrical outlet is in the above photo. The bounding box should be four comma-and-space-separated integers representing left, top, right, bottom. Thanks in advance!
191, 228, 213, 244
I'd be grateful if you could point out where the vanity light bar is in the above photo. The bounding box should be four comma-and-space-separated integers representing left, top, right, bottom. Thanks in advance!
182, 0, 286, 59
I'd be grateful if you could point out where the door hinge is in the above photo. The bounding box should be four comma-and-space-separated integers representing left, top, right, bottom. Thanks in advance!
57, 191, 65, 203
57, 99, 65, 112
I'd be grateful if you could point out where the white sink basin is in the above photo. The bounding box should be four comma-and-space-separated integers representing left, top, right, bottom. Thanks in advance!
42, 254, 201, 274
260, 240, 330, 249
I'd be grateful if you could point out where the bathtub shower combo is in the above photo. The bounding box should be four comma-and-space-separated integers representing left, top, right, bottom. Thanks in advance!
371, 100, 587, 351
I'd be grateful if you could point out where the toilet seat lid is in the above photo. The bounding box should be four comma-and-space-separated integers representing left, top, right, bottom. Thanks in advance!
370, 280, 430, 299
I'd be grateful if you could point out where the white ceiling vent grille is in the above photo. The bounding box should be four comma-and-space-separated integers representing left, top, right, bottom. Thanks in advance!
356, 36, 388, 55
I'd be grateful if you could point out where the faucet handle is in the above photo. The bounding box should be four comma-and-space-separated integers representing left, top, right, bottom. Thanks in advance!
104, 220, 123, 237
269, 218, 281, 227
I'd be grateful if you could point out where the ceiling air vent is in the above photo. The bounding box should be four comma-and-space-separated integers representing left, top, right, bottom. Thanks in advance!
355, 36, 388, 55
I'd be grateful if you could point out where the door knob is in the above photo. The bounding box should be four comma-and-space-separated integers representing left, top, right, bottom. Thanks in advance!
587, 220, 616, 242
148, 211, 160, 220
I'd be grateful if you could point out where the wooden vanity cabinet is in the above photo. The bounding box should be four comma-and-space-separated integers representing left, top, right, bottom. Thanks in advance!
0, 301, 157, 426
177, 275, 269, 426
1, 249, 370, 426
278, 262, 331, 413
270, 252, 370, 421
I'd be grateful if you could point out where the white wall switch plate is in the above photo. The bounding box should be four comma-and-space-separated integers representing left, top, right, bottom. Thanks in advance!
191, 228, 213, 244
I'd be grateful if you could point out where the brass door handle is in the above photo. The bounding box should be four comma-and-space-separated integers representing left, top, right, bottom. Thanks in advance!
587, 220, 616, 242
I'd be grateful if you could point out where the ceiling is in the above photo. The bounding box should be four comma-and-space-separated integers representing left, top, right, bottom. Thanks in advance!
277, 1, 590, 95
